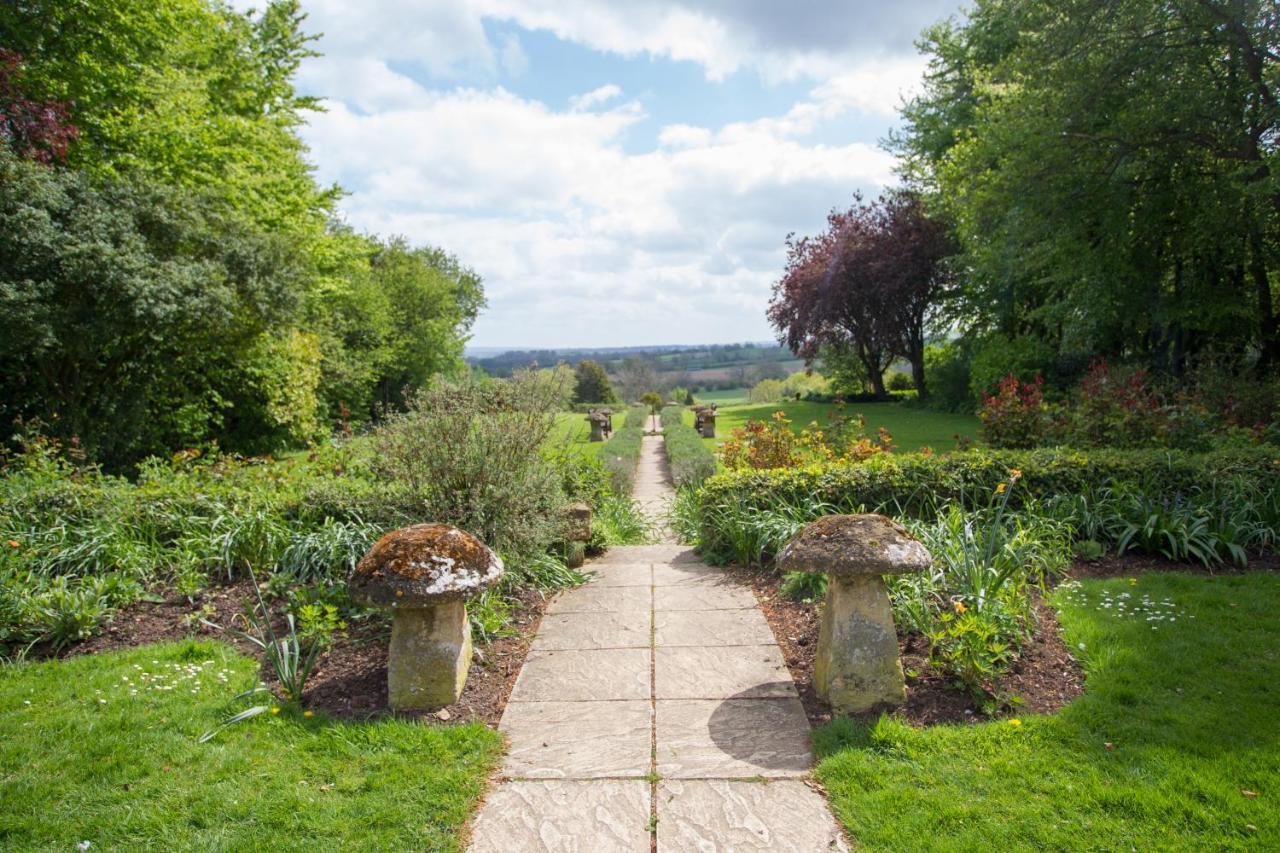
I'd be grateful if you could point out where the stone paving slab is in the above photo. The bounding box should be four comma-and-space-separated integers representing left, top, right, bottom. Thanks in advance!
656, 779, 850, 852
510, 648, 651, 702
547, 584, 651, 614
501, 700, 652, 779
582, 562, 654, 587
654, 583, 758, 611
654, 608, 776, 647
469, 780, 652, 853
651, 561, 726, 586
655, 645, 794, 699
655, 698, 813, 778
592, 544, 698, 564
533, 611, 651, 651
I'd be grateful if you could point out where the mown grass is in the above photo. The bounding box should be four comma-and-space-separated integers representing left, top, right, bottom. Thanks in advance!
814, 571, 1280, 850
685, 400, 979, 454
551, 412, 601, 459
0, 640, 502, 852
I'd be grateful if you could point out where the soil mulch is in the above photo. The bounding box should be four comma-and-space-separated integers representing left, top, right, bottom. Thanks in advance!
1068, 550, 1280, 579
728, 566, 1086, 728
64, 578, 548, 727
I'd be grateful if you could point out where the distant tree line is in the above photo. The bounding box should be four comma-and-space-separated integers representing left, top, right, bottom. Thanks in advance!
0, 1, 482, 470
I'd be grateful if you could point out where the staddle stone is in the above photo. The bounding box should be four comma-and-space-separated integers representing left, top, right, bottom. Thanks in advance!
350, 523, 503, 710
778, 514, 930, 713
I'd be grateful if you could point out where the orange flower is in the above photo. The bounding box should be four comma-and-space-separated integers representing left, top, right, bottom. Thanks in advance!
1009, 468, 1023, 481
954, 600, 968, 614
6, 539, 18, 549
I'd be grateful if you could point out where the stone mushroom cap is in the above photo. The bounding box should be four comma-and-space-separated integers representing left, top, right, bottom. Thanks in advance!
777, 513, 930, 577
350, 523, 504, 607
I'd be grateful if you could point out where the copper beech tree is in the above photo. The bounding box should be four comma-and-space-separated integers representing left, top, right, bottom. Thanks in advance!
767, 191, 955, 399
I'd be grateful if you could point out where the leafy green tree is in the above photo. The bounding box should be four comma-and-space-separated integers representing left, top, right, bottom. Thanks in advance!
0, 0, 331, 233
0, 148, 305, 466
895, 0, 1280, 375
573, 360, 618, 404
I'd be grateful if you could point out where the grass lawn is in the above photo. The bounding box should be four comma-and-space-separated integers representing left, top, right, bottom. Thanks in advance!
0, 640, 502, 852
686, 399, 979, 454
692, 387, 749, 405
815, 571, 1280, 850
552, 411, 602, 459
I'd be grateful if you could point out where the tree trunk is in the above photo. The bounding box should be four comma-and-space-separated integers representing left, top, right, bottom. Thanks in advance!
910, 344, 929, 400
1250, 230, 1278, 372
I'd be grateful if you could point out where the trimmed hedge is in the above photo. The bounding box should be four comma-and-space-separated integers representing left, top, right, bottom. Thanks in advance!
660, 406, 717, 488
695, 446, 1280, 555
599, 405, 650, 493
699, 446, 1280, 511
691, 445, 1280, 563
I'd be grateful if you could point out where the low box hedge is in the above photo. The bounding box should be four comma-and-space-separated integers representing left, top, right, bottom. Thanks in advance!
599, 405, 650, 493
697, 446, 1280, 517
660, 406, 717, 488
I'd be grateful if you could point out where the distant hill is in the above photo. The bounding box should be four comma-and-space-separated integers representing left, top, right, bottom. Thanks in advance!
465, 342, 795, 379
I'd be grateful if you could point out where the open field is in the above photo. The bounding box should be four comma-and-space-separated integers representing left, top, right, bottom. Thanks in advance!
816, 571, 1280, 849
0, 641, 502, 852
685, 400, 979, 454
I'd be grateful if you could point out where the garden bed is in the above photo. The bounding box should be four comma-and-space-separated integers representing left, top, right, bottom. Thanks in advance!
744, 550, 1280, 728
62, 579, 549, 726
739, 567, 1091, 727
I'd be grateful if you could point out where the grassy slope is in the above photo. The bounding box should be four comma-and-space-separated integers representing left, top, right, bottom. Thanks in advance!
815, 572, 1280, 851
686, 400, 979, 454
0, 641, 501, 852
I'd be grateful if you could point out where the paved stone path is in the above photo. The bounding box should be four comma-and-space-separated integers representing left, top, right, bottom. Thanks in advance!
632, 415, 675, 540
469, 417, 848, 852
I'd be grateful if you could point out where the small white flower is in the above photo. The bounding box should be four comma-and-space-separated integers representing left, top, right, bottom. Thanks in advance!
77, 842, 92, 851
1077, 643, 1086, 651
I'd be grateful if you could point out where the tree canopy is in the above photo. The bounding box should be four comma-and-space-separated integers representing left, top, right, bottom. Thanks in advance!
0, 0, 484, 468
893, 0, 1280, 378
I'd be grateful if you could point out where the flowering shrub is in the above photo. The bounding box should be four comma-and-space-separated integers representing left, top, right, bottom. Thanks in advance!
978, 374, 1048, 449
720, 410, 892, 471
1061, 360, 1167, 448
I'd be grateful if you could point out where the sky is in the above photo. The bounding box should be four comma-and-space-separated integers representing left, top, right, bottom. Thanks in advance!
262, 0, 966, 349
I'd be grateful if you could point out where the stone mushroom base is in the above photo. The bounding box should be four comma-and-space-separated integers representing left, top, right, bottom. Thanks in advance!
388, 600, 472, 710
814, 575, 907, 713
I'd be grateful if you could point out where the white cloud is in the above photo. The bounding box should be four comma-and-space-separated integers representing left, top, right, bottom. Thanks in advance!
304, 80, 897, 346
569, 84, 623, 111
245, 0, 956, 344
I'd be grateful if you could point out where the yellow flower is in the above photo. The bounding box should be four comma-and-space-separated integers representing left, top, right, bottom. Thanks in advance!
954, 600, 968, 614
1008, 718, 1022, 727
1128, 577, 1138, 586
270, 706, 281, 714
1009, 468, 1023, 481
303, 710, 314, 718
994, 483, 1007, 495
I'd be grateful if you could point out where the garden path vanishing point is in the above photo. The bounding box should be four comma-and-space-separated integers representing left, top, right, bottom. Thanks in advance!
468, 418, 849, 851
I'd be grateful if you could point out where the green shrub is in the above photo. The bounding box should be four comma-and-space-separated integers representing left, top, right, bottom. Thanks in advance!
367, 370, 569, 562
660, 406, 717, 488
693, 446, 1280, 566
887, 371, 914, 392
599, 406, 649, 494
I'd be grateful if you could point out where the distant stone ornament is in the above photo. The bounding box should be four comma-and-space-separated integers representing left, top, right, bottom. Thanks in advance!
585, 408, 614, 442
350, 523, 504, 710
777, 514, 931, 713
694, 404, 717, 438
564, 501, 592, 568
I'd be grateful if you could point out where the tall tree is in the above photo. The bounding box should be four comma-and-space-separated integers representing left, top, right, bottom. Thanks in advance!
573, 360, 618, 404
895, 0, 1280, 375
769, 194, 952, 397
